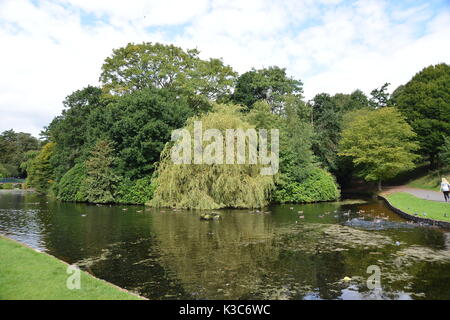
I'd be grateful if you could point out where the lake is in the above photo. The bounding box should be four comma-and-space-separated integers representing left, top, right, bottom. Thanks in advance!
1, 190, 449, 300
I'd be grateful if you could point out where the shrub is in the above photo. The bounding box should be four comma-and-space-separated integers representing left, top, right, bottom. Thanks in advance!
57, 163, 88, 202
1, 183, 14, 190
274, 167, 340, 203
115, 176, 155, 205
22, 182, 33, 190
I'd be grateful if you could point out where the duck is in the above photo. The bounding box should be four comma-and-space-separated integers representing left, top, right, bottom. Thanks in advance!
200, 212, 221, 221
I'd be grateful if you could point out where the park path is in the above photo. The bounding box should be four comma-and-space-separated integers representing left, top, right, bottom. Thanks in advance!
384, 186, 447, 202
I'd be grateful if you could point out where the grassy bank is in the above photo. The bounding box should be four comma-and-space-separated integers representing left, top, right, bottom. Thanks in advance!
406, 169, 450, 191
386, 192, 450, 222
0, 235, 143, 300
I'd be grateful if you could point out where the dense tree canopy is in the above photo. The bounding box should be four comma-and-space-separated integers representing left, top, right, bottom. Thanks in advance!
100, 42, 237, 111
43, 86, 104, 180
0, 130, 40, 177
275, 103, 340, 203
44, 87, 193, 181
334, 90, 371, 114
88, 88, 193, 179
440, 136, 450, 165
392, 63, 450, 166
244, 97, 340, 204
21, 41, 446, 206
309, 90, 371, 178
0, 164, 9, 178
231, 66, 303, 113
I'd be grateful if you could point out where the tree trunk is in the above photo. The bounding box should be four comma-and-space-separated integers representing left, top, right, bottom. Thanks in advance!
378, 180, 382, 191
430, 154, 438, 169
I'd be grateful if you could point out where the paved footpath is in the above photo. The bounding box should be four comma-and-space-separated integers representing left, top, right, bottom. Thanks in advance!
384, 186, 448, 203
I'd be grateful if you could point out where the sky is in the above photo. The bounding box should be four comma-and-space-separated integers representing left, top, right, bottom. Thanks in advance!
0, 0, 449, 137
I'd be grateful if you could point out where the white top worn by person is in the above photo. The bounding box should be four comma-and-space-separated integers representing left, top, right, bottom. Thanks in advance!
441, 178, 450, 192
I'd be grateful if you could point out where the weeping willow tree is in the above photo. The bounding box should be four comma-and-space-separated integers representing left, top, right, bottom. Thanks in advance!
149, 104, 277, 209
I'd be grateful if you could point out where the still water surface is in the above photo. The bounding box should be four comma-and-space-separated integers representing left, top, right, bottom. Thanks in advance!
1, 190, 450, 300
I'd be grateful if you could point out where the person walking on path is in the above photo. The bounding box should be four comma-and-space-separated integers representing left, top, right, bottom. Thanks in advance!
441, 178, 450, 202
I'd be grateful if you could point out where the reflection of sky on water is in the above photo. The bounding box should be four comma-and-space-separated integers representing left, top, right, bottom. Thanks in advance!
339, 285, 412, 300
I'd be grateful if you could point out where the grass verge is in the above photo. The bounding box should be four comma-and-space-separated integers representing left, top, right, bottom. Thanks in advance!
0, 235, 143, 300
406, 169, 450, 191
385, 192, 450, 222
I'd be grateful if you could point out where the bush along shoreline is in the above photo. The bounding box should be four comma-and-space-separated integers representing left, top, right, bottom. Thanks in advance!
42, 105, 340, 209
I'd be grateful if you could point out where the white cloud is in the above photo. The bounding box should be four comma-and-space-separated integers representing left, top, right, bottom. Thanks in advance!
0, 0, 166, 136
303, 6, 450, 98
0, 0, 449, 137
61, 0, 210, 27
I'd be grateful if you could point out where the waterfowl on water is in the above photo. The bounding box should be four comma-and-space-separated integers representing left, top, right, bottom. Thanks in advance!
200, 212, 221, 221
343, 276, 352, 282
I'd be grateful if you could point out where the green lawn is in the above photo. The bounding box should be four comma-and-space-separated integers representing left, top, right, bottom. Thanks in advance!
386, 192, 450, 222
0, 236, 143, 300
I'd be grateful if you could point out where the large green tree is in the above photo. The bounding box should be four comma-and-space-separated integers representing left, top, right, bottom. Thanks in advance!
87, 87, 193, 179
231, 66, 303, 113
310, 90, 370, 177
0, 130, 40, 177
43, 86, 104, 180
100, 42, 237, 111
392, 63, 450, 166
150, 104, 276, 209
26, 142, 56, 193
44, 86, 192, 182
339, 107, 419, 190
